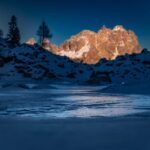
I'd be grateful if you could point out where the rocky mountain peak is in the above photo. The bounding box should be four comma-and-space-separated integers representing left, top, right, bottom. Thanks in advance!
28, 26, 142, 64
57, 25, 142, 64
41, 38, 60, 53
26, 38, 36, 45
113, 25, 126, 31
98, 25, 111, 33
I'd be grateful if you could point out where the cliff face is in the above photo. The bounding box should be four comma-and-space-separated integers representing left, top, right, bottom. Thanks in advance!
96, 26, 141, 60
58, 25, 142, 64
26, 25, 142, 64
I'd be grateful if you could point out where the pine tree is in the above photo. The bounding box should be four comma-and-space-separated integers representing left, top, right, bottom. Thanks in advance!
7, 15, 21, 48
0, 29, 3, 38
37, 21, 52, 45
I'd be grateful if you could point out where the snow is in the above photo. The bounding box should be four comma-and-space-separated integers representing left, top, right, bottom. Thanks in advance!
101, 81, 150, 96
0, 39, 150, 150
119, 41, 125, 47
0, 38, 8, 49
113, 25, 126, 31
0, 117, 150, 150
0, 82, 150, 118
112, 47, 119, 59
58, 37, 90, 59
0, 38, 150, 84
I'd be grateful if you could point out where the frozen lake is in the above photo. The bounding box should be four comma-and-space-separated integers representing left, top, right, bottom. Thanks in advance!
0, 83, 150, 119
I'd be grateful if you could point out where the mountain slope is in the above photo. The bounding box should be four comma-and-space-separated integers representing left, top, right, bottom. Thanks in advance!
0, 44, 92, 82
0, 37, 150, 84
55, 25, 142, 64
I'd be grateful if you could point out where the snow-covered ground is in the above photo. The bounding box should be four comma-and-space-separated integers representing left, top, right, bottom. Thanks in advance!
0, 116, 150, 150
0, 82, 150, 150
0, 41, 150, 119
0, 40, 150, 150
100, 78, 150, 95
0, 37, 150, 84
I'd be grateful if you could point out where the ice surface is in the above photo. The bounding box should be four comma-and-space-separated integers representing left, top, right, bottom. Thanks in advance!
0, 83, 150, 119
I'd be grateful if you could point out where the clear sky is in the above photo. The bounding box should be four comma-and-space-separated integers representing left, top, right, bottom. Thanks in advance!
0, 0, 150, 49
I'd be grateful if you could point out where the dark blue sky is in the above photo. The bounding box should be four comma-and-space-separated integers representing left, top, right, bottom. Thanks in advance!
0, 0, 150, 49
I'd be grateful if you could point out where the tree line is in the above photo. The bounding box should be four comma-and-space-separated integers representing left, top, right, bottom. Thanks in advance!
0, 15, 52, 48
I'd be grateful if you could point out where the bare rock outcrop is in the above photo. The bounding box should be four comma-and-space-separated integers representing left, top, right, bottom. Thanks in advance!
26, 38, 36, 45
58, 25, 142, 64
36, 25, 142, 64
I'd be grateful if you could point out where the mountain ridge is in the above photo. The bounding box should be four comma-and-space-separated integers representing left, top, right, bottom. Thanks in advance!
0, 25, 149, 84
28, 25, 142, 64
0, 37, 150, 84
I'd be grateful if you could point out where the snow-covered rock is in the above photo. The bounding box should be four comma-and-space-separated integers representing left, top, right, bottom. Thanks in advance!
0, 43, 92, 82
26, 38, 36, 45
0, 37, 149, 84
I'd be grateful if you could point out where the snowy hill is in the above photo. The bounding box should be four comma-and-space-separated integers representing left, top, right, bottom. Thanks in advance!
0, 38, 8, 50
0, 43, 92, 82
0, 38, 150, 84
94, 49, 150, 84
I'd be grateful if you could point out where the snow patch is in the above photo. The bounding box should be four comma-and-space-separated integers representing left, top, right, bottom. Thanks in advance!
58, 37, 90, 59
113, 25, 126, 31
112, 47, 119, 60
